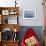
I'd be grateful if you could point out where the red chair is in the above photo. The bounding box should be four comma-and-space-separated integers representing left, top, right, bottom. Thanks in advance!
21, 28, 41, 46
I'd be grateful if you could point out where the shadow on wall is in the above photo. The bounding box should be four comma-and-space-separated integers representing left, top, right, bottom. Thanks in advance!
18, 26, 43, 44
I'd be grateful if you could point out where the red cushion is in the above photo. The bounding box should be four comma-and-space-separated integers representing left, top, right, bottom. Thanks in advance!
21, 28, 41, 46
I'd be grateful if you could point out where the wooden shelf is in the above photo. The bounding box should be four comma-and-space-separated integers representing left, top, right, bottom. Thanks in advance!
0, 7, 19, 16
0, 24, 20, 32
0, 7, 20, 46
0, 40, 19, 46
2, 40, 19, 42
0, 7, 19, 10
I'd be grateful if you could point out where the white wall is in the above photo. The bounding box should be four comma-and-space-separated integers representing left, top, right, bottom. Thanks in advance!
18, 0, 44, 26
0, 0, 44, 26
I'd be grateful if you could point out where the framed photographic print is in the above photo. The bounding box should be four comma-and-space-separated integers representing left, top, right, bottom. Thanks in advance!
9, 9, 17, 15
23, 9, 36, 19
2, 10, 9, 15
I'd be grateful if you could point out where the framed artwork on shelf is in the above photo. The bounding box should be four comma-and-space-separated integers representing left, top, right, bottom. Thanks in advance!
9, 11, 17, 15
2, 10, 9, 15
9, 9, 17, 15
23, 9, 36, 19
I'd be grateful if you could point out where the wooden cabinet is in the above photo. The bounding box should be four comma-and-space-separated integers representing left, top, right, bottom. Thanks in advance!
0, 7, 20, 46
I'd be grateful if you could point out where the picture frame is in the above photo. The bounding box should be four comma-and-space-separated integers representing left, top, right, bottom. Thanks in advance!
23, 9, 36, 19
9, 10, 17, 15
2, 10, 9, 15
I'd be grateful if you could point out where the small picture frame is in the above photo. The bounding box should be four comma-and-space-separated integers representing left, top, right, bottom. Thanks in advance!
2, 10, 9, 15
9, 10, 17, 15
23, 9, 36, 19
